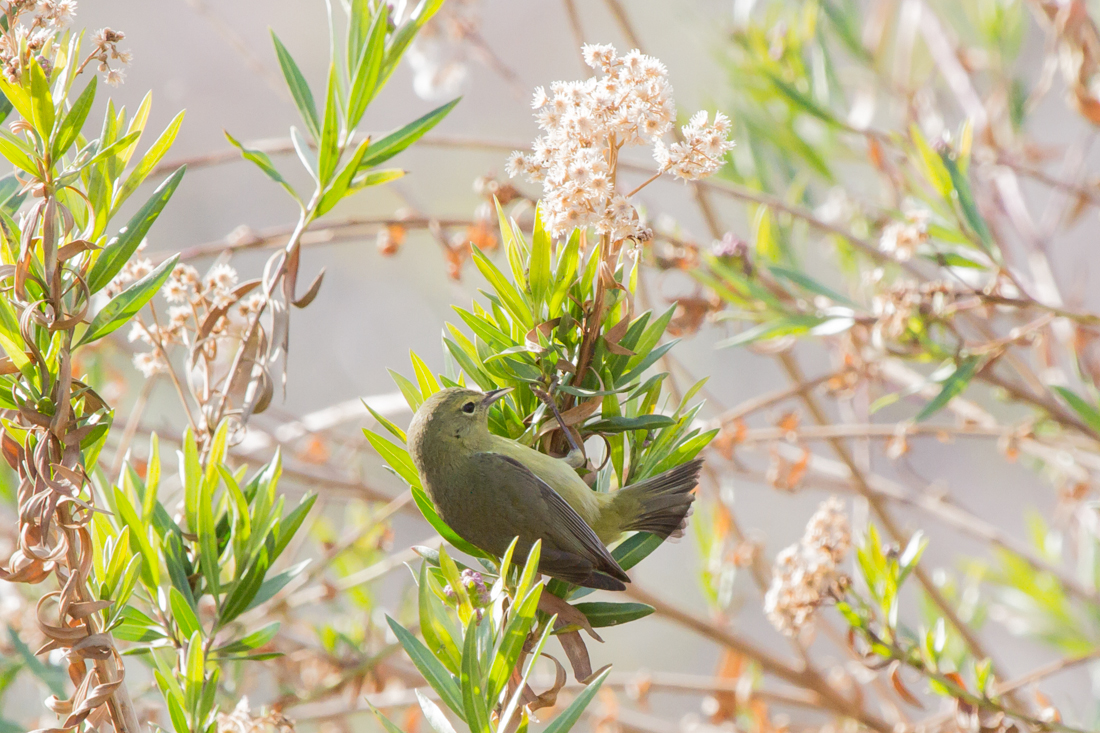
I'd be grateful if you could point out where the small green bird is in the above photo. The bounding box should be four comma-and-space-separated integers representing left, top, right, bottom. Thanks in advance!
407, 386, 703, 590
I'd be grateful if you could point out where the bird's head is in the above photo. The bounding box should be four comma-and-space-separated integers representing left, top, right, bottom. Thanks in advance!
406, 386, 512, 451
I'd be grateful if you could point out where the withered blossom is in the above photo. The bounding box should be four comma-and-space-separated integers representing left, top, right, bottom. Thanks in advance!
653, 110, 736, 181
879, 207, 930, 261
764, 497, 851, 636
507, 43, 732, 241
216, 697, 296, 733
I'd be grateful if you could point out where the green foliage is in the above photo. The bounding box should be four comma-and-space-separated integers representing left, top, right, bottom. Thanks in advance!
96, 428, 315, 732
385, 541, 609, 733
366, 205, 715, 597
362, 199, 712, 730
232, 0, 456, 219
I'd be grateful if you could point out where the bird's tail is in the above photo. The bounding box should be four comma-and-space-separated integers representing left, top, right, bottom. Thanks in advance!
611, 458, 703, 538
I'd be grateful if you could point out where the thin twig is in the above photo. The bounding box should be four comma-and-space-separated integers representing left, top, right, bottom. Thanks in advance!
774, 351, 1015, 697
622, 583, 892, 733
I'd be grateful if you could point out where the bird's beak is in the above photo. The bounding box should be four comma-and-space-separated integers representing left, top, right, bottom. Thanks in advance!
482, 387, 513, 406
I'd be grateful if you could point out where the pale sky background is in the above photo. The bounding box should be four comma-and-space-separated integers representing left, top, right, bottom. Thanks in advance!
3, 0, 1096, 728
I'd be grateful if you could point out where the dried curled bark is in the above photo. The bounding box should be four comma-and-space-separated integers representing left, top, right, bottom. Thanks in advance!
0, 199, 141, 731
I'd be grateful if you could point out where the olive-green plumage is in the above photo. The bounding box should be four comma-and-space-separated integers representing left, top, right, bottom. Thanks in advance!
407, 387, 702, 590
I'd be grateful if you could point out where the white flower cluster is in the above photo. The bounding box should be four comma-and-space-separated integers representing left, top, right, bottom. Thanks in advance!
0, 3, 127, 86
764, 497, 851, 637
216, 697, 296, 733
406, 0, 480, 101
879, 207, 930, 261
653, 110, 735, 181
507, 43, 733, 240
89, 27, 131, 86
120, 261, 264, 379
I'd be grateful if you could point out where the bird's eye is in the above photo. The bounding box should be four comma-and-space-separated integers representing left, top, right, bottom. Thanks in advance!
462, 401, 476, 414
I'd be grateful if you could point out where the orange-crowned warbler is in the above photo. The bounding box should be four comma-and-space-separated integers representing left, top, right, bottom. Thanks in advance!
407, 387, 702, 590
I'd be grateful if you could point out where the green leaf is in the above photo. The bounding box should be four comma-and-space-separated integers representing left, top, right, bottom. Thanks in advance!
218, 547, 269, 624
81, 130, 142, 172
317, 62, 341, 185
369, 702, 409, 733
0, 77, 30, 124
529, 204, 552, 307
315, 135, 372, 216
358, 97, 459, 169
110, 485, 160, 589
715, 316, 823, 349
548, 229, 580, 318
197, 446, 221, 605
350, 166, 404, 189
244, 558, 311, 612
363, 430, 420, 487
86, 166, 186, 293
390, 368, 424, 411
573, 601, 654, 627
27, 57, 54, 139
78, 254, 178, 346
585, 414, 676, 433
910, 124, 952, 198
0, 130, 39, 175
52, 76, 96, 161
166, 692, 189, 733
472, 246, 533, 328
764, 69, 837, 125
612, 531, 664, 571
460, 616, 492, 733
542, 667, 611, 733
164, 533, 196, 610
272, 494, 316, 561
347, 0, 374, 70
224, 131, 299, 204
290, 125, 318, 180
365, 401, 407, 442
768, 265, 856, 307
941, 152, 994, 249
386, 615, 466, 720
416, 688, 458, 733
214, 621, 280, 655
411, 350, 442, 397
1052, 386, 1100, 435
185, 630, 205, 687
347, 4, 387, 128
114, 110, 186, 213
487, 584, 541, 702
916, 356, 981, 421
418, 561, 462, 674
169, 587, 202, 642
271, 31, 321, 141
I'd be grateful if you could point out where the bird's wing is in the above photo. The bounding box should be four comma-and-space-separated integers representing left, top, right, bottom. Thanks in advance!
468, 452, 629, 589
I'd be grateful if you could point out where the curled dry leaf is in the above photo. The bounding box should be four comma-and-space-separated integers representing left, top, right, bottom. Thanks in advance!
888, 660, 924, 708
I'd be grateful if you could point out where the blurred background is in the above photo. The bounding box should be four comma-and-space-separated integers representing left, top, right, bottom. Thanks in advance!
4, 0, 1100, 730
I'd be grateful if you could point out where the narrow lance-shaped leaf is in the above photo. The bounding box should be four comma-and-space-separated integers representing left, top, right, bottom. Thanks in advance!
27, 58, 55, 140
460, 616, 492, 733
317, 62, 341, 185
357, 97, 459, 170
1052, 385, 1100, 436
52, 75, 96, 161
113, 109, 186, 214
86, 166, 186, 293
915, 355, 981, 422
77, 255, 179, 346
346, 2, 387, 128
386, 615, 466, 721
541, 667, 611, 733
271, 32, 321, 141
